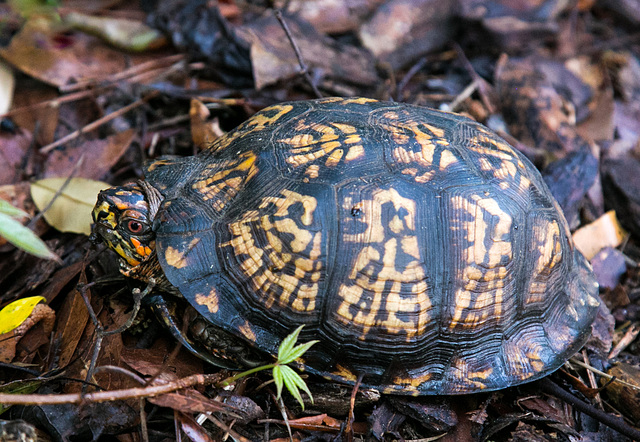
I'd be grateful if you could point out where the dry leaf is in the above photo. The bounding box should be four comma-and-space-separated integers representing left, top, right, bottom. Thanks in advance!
573, 211, 626, 260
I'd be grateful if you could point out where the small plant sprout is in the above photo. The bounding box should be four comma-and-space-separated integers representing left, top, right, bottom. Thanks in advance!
220, 325, 319, 409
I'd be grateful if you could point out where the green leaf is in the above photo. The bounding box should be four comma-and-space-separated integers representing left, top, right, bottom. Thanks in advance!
272, 365, 284, 400
279, 365, 314, 410
277, 325, 304, 362
0, 212, 58, 260
30, 177, 112, 235
63, 12, 165, 52
278, 339, 320, 365
0, 200, 29, 218
0, 378, 44, 414
0, 296, 46, 334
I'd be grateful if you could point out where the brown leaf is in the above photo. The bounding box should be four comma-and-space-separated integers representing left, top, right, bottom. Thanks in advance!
55, 286, 90, 369
121, 340, 204, 380
149, 389, 229, 414
359, 0, 457, 69
9, 80, 60, 146
0, 130, 32, 185
176, 411, 217, 442
0, 19, 128, 88
43, 129, 136, 180
287, 0, 384, 34
190, 99, 223, 149
241, 14, 378, 90
518, 397, 566, 424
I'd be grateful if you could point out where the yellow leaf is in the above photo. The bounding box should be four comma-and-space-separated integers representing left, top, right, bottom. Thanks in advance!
0, 296, 46, 334
30, 177, 112, 236
573, 210, 627, 260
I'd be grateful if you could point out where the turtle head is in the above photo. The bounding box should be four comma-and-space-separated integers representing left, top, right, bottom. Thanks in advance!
91, 181, 163, 269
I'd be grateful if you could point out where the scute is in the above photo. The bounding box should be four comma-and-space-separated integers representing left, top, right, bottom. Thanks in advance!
148, 97, 599, 394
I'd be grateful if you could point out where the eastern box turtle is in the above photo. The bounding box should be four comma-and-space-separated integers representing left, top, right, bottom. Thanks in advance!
92, 97, 599, 395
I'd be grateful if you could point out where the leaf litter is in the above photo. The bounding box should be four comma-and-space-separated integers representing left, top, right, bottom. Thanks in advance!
1, 0, 640, 440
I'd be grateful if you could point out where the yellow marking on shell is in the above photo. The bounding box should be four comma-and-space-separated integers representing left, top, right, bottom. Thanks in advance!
279, 133, 316, 147
332, 364, 358, 381
423, 123, 445, 138
193, 152, 257, 207
245, 104, 293, 130
345, 145, 364, 161
519, 175, 531, 192
330, 122, 357, 133
451, 359, 488, 389
340, 97, 378, 104
468, 367, 493, 380
415, 171, 435, 183
383, 111, 399, 120
165, 246, 188, 269
390, 129, 410, 144
322, 140, 342, 150
448, 194, 512, 329
393, 147, 411, 164
526, 219, 562, 306
305, 164, 319, 178
344, 134, 362, 144
325, 149, 344, 167
479, 157, 492, 171
223, 190, 322, 313
439, 149, 457, 169
393, 371, 433, 388
146, 158, 176, 173
337, 188, 430, 339
285, 125, 344, 167
195, 288, 219, 313
527, 351, 545, 372
239, 321, 256, 342
402, 168, 418, 176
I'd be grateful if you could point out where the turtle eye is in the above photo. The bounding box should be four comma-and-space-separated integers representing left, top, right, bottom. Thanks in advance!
127, 220, 144, 234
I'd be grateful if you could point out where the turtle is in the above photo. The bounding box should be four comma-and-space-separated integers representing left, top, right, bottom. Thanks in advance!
91, 97, 599, 395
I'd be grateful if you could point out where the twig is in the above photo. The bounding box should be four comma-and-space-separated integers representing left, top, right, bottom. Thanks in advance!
608, 323, 640, 359
540, 378, 640, 440
0, 88, 106, 120
397, 56, 428, 100
60, 54, 185, 93
0, 373, 223, 405
40, 91, 159, 153
569, 358, 640, 391
444, 80, 479, 112
345, 373, 364, 442
581, 349, 603, 409
273, 9, 323, 99
206, 414, 252, 442
453, 43, 495, 114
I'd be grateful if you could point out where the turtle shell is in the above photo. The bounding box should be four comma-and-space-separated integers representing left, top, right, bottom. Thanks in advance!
145, 97, 599, 395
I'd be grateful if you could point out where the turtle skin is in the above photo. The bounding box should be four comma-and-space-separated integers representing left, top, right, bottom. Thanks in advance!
93, 97, 599, 395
